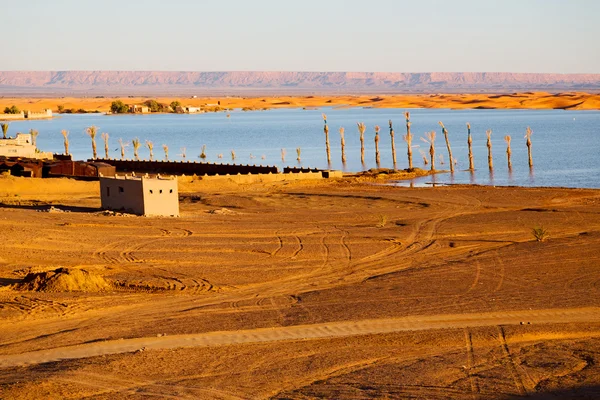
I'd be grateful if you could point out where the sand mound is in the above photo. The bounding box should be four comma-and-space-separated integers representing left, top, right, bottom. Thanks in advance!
14, 268, 112, 292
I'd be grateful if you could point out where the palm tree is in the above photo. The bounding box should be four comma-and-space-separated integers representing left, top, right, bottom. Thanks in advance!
421, 131, 436, 171
146, 140, 154, 161
61, 130, 70, 155
163, 144, 169, 161
199, 144, 207, 160
85, 126, 98, 159
323, 113, 331, 164
118, 138, 128, 160
486, 129, 493, 171
132, 138, 141, 161
1, 123, 8, 139
505, 135, 512, 170
281, 148, 286, 162
101, 133, 110, 159
374, 125, 381, 165
466, 123, 474, 170
525, 126, 533, 168
403, 112, 413, 170
296, 147, 301, 162
230, 150, 235, 161
389, 120, 397, 168
29, 129, 39, 148
438, 122, 454, 173
181, 147, 187, 159
357, 122, 366, 165
339, 127, 346, 164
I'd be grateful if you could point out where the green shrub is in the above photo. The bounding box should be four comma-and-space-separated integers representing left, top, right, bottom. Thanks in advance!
532, 226, 549, 242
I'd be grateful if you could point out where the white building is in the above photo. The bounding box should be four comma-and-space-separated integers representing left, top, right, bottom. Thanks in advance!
0, 133, 52, 159
99, 175, 179, 217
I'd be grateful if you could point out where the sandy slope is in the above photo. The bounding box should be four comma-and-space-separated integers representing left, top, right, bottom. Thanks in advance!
1, 176, 600, 398
1, 92, 600, 113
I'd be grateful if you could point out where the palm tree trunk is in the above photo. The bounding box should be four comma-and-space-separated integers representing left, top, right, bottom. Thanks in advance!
505, 135, 512, 170
340, 127, 346, 164
526, 126, 533, 168
404, 112, 413, 170
439, 122, 454, 173
389, 120, 397, 168
467, 123, 474, 170
374, 125, 381, 166
486, 129, 493, 171
323, 114, 331, 164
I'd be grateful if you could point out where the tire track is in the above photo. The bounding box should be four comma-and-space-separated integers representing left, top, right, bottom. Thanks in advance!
3, 307, 599, 369
498, 326, 527, 396
464, 328, 480, 398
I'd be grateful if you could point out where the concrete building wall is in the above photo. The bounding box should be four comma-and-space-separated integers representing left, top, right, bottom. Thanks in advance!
100, 177, 146, 215
0, 109, 52, 121
141, 178, 179, 217
100, 176, 179, 216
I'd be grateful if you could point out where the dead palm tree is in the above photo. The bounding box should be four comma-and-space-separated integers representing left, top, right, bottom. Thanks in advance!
389, 120, 397, 168
181, 147, 187, 160
132, 138, 141, 161
505, 135, 512, 170
486, 129, 493, 170
525, 126, 533, 168
199, 144, 207, 160
230, 150, 235, 161
163, 144, 169, 161
323, 113, 331, 164
420, 131, 436, 171
281, 148, 286, 162
404, 112, 413, 170
419, 149, 429, 165
85, 126, 98, 159
466, 123, 474, 170
339, 127, 346, 163
61, 130, 70, 155
357, 122, 366, 165
438, 122, 454, 172
118, 138, 127, 159
146, 140, 154, 161
29, 129, 39, 148
296, 147, 301, 161
1, 123, 8, 139
374, 125, 381, 165
101, 133, 110, 159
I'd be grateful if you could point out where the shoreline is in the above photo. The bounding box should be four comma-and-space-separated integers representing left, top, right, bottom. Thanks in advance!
1, 92, 599, 114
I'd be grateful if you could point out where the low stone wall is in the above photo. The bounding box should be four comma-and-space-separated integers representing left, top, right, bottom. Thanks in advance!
92, 158, 279, 176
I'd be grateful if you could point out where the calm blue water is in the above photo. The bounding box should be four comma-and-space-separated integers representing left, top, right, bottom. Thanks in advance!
5, 108, 600, 188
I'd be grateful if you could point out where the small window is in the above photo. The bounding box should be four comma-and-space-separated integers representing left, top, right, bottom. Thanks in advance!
106, 187, 110, 196
119, 186, 124, 193
149, 189, 153, 194
159, 189, 163, 194
169, 189, 173, 194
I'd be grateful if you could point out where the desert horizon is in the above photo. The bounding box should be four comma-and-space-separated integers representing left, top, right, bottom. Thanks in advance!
2, 91, 600, 114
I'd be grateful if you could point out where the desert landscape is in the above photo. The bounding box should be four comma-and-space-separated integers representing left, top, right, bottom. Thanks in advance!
1, 91, 600, 114
1, 174, 600, 399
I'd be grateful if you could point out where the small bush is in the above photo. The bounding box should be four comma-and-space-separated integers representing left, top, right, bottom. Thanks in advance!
377, 214, 388, 228
3, 105, 20, 114
532, 226, 549, 242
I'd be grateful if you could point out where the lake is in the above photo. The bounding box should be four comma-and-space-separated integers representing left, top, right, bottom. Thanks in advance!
5, 108, 600, 189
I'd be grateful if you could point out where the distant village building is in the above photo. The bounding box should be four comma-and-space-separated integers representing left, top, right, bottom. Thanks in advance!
0, 109, 53, 121
129, 105, 150, 113
0, 133, 52, 159
175, 105, 202, 114
100, 175, 179, 217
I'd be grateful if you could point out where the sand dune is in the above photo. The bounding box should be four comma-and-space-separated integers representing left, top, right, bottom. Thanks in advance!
1, 92, 600, 114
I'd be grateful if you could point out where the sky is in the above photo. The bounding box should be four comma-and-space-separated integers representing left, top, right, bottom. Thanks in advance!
1, 0, 598, 73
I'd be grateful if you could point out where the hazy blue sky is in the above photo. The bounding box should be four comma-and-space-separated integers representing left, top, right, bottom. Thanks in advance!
2, 0, 598, 72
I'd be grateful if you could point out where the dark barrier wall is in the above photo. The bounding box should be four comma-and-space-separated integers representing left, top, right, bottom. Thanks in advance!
91, 158, 279, 176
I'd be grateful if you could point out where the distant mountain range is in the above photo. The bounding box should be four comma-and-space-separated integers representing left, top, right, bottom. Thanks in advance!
1, 71, 599, 95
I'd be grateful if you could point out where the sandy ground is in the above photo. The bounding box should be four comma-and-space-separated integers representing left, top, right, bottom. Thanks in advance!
1, 92, 600, 113
1, 175, 600, 399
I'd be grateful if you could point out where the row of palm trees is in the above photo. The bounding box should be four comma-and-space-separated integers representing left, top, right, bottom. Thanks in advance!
322, 113, 534, 172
